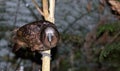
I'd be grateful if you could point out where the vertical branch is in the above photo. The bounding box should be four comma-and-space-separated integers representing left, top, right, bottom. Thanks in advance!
42, 50, 51, 71
49, 0, 55, 23
41, 0, 55, 71
42, 0, 49, 20
41, 1, 50, 71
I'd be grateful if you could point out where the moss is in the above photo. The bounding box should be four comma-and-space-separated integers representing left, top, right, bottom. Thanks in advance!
59, 59, 71, 71
97, 22, 120, 37
74, 50, 82, 59
118, 0, 120, 2
99, 42, 120, 62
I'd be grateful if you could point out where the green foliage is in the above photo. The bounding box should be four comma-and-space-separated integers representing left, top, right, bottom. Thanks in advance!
99, 42, 120, 62
74, 50, 82, 59
99, 42, 120, 71
59, 59, 71, 71
95, 22, 120, 71
118, 0, 120, 2
97, 23, 120, 37
98, 22, 120, 62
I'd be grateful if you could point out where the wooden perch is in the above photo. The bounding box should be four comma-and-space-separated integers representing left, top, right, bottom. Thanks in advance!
32, 0, 55, 71
31, 0, 56, 71
49, 0, 55, 23
42, 0, 49, 20
41, 0, 55, 71
32, 0, 44, 16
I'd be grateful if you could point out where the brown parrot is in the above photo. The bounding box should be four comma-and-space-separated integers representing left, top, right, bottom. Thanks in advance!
12, 20, 60, 52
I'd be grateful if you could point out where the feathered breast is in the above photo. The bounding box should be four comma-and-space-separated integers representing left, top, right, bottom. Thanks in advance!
13, 20, 60, 52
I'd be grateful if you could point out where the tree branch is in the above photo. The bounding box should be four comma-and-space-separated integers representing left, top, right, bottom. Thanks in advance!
49, 0, 55, 23
32, 0, 44, 16
42, 0, 49, 20
41, 0, 55, 71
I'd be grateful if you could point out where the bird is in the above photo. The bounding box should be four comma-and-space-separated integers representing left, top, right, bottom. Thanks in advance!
12, 20, 60, 52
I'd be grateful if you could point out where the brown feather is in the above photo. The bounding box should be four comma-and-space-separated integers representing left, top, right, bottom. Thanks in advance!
12, 20, 60, 52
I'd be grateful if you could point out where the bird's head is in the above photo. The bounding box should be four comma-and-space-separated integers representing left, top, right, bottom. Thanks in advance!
40, 22, 60, 49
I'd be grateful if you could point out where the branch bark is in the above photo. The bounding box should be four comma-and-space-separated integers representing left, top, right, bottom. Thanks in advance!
41, 0, 55, 71
32, 0, 44, 16
42, 0, 49, 20
49, 0, 55, 23
32, 1, 53, 71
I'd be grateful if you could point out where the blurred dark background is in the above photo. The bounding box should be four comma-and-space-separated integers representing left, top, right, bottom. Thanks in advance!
0, 0, 120, 71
